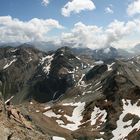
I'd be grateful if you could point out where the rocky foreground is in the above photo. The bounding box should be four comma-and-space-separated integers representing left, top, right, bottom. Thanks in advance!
0, 45, 140, 140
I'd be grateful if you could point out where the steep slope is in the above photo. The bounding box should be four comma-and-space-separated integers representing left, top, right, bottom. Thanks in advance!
0, 45, 47, 103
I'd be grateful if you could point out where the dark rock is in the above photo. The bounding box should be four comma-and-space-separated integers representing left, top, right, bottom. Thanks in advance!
85, 64, 107, 81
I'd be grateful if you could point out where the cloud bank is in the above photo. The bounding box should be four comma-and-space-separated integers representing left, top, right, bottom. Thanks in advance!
0, 16, 140, 50
60, 20, 140, 49
0, 16, 63, 43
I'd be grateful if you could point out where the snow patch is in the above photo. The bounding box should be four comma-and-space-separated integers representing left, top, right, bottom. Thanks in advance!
28, 57, 32, 62
52, 136, 65, 140
83, 65, 87, 69
44, 106, 51, 110
60, 102, 85, 131
30, 102, 33, 105
95, 86, 102, 91
5, 96, 14, 104
117, 71, 121, 75
40, 54, 54, 75
107, 62, 115, 71
94, 61, 104, 65
3, 59, 17, 69
44, 110, 61, 118
112, 99, 140, 140
44, 102, 86, 131
10, 49, 17, 52
77, 74, 87, 87
60, 53, 64, 56
76, 56, 81, 60
67, 70, 74, 74
91, 106, 107, 126
95, 81, 101, 86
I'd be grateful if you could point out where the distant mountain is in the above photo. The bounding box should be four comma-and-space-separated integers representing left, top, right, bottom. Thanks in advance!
72, 46, 134, 62
0, 42, 22, 47
0, 41, 61, 52
29, 41, 61, 52
72, 47, 93, 55
0, 41, 135, 60
92, 47, 119, 61
117, 48, 134, 58
134, 43, 140, 50
131, 43, 140, 54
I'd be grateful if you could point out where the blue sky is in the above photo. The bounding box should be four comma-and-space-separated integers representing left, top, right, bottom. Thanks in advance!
0, 0, 129, 27
0, 0, 140, 49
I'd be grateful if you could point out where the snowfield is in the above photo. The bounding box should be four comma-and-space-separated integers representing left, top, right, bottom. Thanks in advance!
44, 101, 108, 131
60, 102, 85, 131
44, 102, 85, 131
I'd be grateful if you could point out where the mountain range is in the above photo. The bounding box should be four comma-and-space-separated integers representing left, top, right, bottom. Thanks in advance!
0, 44, 140, 140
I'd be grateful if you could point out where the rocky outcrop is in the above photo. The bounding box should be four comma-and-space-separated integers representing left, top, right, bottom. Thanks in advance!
0, 100, 51, 140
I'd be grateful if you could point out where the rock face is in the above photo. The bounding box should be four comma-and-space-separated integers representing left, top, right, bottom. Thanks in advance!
85, 64, 108, 81
0, 45, 47, 103
0, 45, 140, 140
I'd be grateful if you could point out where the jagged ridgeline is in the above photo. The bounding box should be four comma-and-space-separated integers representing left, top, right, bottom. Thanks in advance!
0, 45, 140, 104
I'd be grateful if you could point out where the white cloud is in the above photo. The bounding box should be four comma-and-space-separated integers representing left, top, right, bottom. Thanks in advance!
105, 7, 114, 14
61, 0, 96, 17
0, 16, 63, 43
105, 20, 136, 44
127, 0, 140, 16
61, 22, 105, 48
60, 20, 140, 49
42, 0, 49, 6
0, 16, 140, 50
